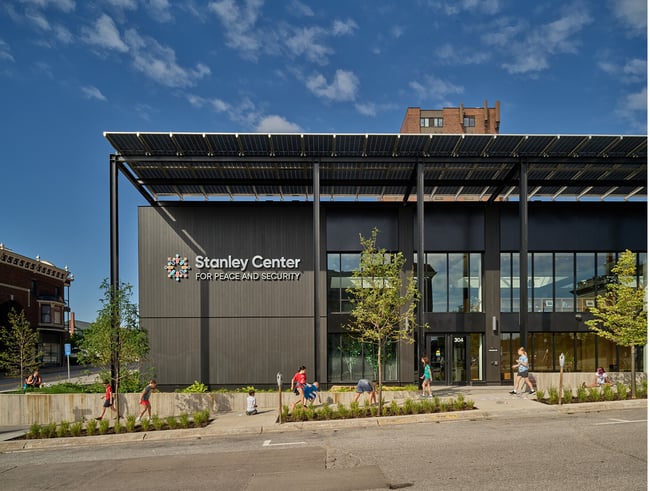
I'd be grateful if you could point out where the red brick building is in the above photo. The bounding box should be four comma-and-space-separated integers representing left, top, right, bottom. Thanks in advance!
0, 244, 73, 366
400, 100, 501, 134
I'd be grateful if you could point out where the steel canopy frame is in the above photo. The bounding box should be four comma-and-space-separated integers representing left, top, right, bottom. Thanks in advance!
106, 132, 647, 384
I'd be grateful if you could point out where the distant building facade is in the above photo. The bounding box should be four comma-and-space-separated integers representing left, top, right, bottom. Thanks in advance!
0, 244, 73, 366
400, 100, 501, 134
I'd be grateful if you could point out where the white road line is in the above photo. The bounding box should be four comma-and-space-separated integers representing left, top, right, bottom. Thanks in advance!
594, 419, 647, 425
262, 439, 306, 447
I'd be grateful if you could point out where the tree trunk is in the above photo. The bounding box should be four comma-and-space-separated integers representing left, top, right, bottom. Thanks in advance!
377, 343, 383, 417
630, 344, 636, 399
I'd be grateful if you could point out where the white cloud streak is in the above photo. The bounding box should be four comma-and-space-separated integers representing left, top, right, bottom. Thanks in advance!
306, 69, 359, 102
256, 115, 301, 132
81, 85, 107, 101
0, 39, 15, 62
608, 0, 646, 35
408, 76, 464, 102
81, 14, 128, 52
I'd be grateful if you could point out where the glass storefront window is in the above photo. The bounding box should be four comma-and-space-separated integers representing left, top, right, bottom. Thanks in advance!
598, 337, 618, 372
597, 252, 617, 295
576, 253, 595, 312
500, 253, 512, 312
554, 253, 574, 312
530, 333, 552, 371
327, 333, 397, 383
428, 253, 448, 312
512, 254, 521, 313
448, 254, 466, 313
576, 333, 596, 372
469, 333, 483, 381
327, 254, 341, 313
533, 253, 553, 312
340, 253, 360, 313
638, 253, 647, 288
469, 253, 482, 312
554, 332, 575, 371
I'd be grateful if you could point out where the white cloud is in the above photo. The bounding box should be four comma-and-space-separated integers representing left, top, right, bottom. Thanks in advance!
0, 39, 15, 62
106, 0, 138, 9
81, 14, 128, 52
435, 0, 502, 16
143, 0, 173, 23
285, 26, 332, 65
306, 69, 359, 102
187, 94, 230, 112
53, 24, 73, 43
21, 0, 76, 12
331, 19, 358, 36
81, 85, 107, 101
256, 115, 301, 132
608, 0, 646, 35
435, 43, 490, 65
124, 29, 210, 88
25, 10, 51, 31
354, 102, 398, 117
599, 57, 647, 84
497, 6, 592, 75
209, 0, 265, 58
287, 0, 313, 17
615, 86, 647, 132
408, 76, 464, 102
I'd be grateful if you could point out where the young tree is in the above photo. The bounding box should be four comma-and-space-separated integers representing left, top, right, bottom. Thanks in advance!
0, 308, 41, 388
78, 280, 149, 415
585, 250, 647, 397
344, 228, 423, 415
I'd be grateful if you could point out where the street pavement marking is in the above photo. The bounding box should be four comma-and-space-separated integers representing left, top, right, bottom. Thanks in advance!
262, 439, 306, 447
594, 418, 647, 425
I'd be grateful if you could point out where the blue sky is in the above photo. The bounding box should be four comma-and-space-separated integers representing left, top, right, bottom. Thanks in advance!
0, 0, 647, 323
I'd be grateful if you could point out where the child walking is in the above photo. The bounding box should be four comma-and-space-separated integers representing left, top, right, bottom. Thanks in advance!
136, 379, 157, 422
420, 356, 433, 398
96, 379, 115, 420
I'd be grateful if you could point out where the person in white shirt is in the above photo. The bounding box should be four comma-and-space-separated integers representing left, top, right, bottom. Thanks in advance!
246, 390, 258, 415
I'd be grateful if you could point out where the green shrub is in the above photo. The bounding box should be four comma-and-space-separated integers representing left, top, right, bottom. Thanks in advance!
318, 403, 333, 420
453, 394, 465, 411
70, 422, 83, 437
535, 389, 545, 401
403, 398, 416, 415
547, 387, 559, 405
86, 419, 98, 436
141, 418, 151, 431
56, 421, 70, 438
166, 416, 179, 429
98, 419, 110, 435
181, 381, 208, 393
114, 420, 123, 434
588, 387, 601, 402
577, 386, 588, 403
439, 401, 449, 412
636, 380, 647, 399
349, 400, 362, 418
602, 385, 616, 401
28, 423, 41, 439
41, 422, 57, 438
432, 396, 441, 411
562, 388, 573, 404
152, 415, 165, 431
179, 413, 190, 429
336, 402, 349, 419
389, 400, 400, 416
126, 415, 137, 432
616, 383, 628, 400
193, 409, 210, 426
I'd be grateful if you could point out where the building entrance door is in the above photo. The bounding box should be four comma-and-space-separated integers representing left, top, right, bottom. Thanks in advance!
427, 334, 470, 385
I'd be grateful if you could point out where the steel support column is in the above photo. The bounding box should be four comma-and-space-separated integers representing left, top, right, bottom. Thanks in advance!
312, 161, 321, 382
109, 155, 120, 413
519, 160, 529, 350
416, 162, 425, 370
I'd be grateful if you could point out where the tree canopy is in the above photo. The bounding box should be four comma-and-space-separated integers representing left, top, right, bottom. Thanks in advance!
0, 308, 41, 384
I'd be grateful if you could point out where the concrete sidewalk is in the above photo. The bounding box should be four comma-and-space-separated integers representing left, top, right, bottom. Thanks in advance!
0, 386, 645, 451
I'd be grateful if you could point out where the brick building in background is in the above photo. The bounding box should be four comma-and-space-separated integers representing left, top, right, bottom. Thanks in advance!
401, 100, 501, 134
0, 243, 74, 367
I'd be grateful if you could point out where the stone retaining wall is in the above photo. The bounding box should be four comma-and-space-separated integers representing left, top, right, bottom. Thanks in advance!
0, 390, 414, 426
531, 372, 646, 393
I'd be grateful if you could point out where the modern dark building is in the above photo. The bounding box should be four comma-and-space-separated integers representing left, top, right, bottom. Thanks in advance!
0, 244, 74, 366
104, 132, 647, 389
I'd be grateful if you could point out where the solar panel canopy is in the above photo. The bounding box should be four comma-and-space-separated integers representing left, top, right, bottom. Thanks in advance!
104, 132, 647, 202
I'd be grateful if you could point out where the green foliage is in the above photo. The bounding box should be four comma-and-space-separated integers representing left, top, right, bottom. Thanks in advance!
616, 383, 628, 400
56, 421, 70, 438
113, 420, 123, 434
587, 388, 601, 402
43, 422, 57, 438
602, 385, 616, 401
344, 228, 425, 414
577, 386, 588, 402
126, 415, 137, 432
403, 398, 416, 415
98, 419, 110, 434
179, 413, 190, 429
151, 415, 164, 430
70, 422, 83, 437
319, 403, 333, 420
86, 419, 98, 436
166, 415, 179, 429
0, 308, 41, 383
140, 418, 151, 431
181, 380, 208, 393
192, 410, 210, 426
28, 423, 41, 439
547, 387, 559, 405
636, 380, 647, 398
562, 388, 573, 404
336, 402, 349, 419
77, 280, 149, 396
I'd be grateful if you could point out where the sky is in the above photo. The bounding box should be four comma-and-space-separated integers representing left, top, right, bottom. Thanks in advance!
0, 0, 647, 323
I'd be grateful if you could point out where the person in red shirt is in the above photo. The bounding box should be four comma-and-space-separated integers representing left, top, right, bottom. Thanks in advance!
96, 380, 115, 420
290, 366, 307, 410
